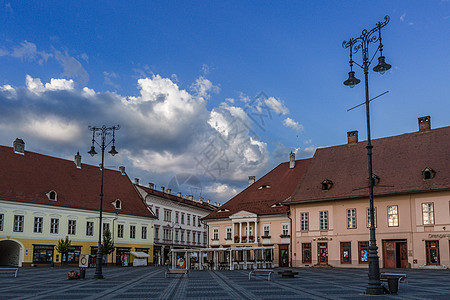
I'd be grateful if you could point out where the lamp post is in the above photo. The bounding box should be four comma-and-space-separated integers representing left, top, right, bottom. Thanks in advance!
88, 125, 120, 279
342, 16, 391, 295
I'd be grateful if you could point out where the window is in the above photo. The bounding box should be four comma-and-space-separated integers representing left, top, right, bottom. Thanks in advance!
203, 233, 207, 245
34, 217, 43, 233
155, 207, 159, 219
198, 232, 201, 244
103, 223, 110, 233
130, 225, 136, 239
33, 245, 54, 263
86, 221, 94, 236
181, 213, 185, 224
0, 214, 3, 231
226, 226, 232, 240
300, 212, 308, 231
118, 224, 124, 238
422, 167, 436, 180
154, 227, 159, 240
142, 226, 147, 239
358, 241, 369, 264
64, 246, 82, 263
164, 210, 172, 222
213, 227, 219, 240
422, 203, 434, 225
68, 220, 76, 235
187, 214, 191, 225
198, 217, 201, 227
321, 179, 333, 190
263, 224, 270, 237
347, 209, 356, 229
175, 212, 179, 223
193, 232, 196, 243
50, 218, 59, 234
340, 242, 352, 264
163, 229, 171, 240
47, 190, 57, 201
181, 230, 185, 242
186, 231, 190, 243
366, 207, 377, 228
302, 243, 312, 263
282, 223, 289, 236
175, 230, 179, 241
319, 211, 328, 230
387, 205, 399, 227
13, 215, 24, 232
114, 199, 121, 209
193, 215, 196, 226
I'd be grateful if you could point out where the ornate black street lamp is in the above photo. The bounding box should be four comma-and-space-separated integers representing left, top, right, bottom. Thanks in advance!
342, 16, 391, 295
88, 125, 120, 279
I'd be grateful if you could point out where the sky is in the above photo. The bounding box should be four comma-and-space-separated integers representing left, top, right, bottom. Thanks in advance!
0, 1, 449, 204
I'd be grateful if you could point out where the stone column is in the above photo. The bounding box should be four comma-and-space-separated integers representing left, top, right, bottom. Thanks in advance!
239, 222, 242, 243
254, 221, 258, 242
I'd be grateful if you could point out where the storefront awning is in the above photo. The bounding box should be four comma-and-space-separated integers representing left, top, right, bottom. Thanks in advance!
130, 251, 150, 258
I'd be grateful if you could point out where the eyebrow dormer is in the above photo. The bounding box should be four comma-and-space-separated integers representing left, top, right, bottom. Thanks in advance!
422, 167, 436, 180
321, 179, 333, 191
46, 190, 57, 201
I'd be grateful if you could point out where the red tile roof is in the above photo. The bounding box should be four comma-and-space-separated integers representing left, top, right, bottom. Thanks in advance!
137, 185, 215, 212
286, 126, 450, 204
0, 145, 154, 218
203, 158, 311, 220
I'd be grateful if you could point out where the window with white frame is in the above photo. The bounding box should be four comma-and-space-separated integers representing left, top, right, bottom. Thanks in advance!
68, 220, 76, 235
175, 211, 179, 223
118, 224, 124, 238
203, 233, 207, 244
226, 226, 232, 240
13, 215, 24, 232
163, 228, 171, 240
319, 211, 328, 230
34, 217, 43, 233
300, 212, 308, 231
0, 214, 3, 231
142, 226, 147, 239
282, 223, 289, 236
198, 232, 201, 244
366, 207, 377, 228
186, 231, 190, 242
387, 205, 398, 227
347, 209, 356, 229
175, 230, 179, 241
130, 225, 136, 239
50, 218, 59, 234
422, 203, 434, 225
103, 223, 110, 233
193, 232, 196, 243
181, 230, 185, 242
187, 214, 191, 225
198, 217, 201, 227
164, 210, 172, 222
154, 227, 159, 240
193, 215, 196, 226
213, 227, 219, 240
155, 207, 159, 219
181, 213, 185, 224
263, 224, 270, 237
86, 221, 94, 236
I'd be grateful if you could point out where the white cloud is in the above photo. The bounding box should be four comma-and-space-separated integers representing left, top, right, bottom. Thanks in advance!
201, 64, 210, 75
45, 78, 75, 91
190, 76, 220, 99
54, 50, 89, 84
25, 75, 46, 95
400, 13, 406, 22
264, 97, 289, 115
24, 117, 82, 143
283, 117, 304, 131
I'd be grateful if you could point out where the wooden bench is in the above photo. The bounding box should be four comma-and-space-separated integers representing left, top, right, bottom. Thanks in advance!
0, 268, 19, 277
165, 268, 189, 278
380, 273, 407, 294
249, 269, 273, 281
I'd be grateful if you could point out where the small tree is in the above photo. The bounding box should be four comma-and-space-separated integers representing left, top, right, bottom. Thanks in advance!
56, 236, 71, 265
102, 227, 115, 265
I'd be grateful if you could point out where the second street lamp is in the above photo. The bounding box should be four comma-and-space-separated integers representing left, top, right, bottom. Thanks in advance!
88, 125, 120, 279
342, 15, 391, 295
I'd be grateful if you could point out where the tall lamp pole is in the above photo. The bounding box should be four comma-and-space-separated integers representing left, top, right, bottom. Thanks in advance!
88, 125, 120, 279
343, 16, 391, 295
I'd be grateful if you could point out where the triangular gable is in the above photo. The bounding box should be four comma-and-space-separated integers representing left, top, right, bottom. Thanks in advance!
229, 210, 257, 219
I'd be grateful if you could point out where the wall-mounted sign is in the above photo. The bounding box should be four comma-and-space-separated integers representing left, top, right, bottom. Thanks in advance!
428, 234, 450, 239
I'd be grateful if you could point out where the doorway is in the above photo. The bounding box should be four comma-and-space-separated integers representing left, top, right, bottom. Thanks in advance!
426, 240, 440, 265
278, 244, 289, 267
382, 240, 407, 268
317, 242, 328, 264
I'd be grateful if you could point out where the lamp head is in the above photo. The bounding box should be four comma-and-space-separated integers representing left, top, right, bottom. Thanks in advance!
344, 71, 361, 88
373, 56, 391, 75
88, 146, 97, 157
108, 145, 118, 156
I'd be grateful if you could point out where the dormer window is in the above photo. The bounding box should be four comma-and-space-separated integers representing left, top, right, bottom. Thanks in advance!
113, 199, 122, 209
321, 179, 333, 191
271, 203, 283, 208
258, 184, 271, 190
46, 190, 57, 201
218, 208, 230, 213
422, 167, 436, 180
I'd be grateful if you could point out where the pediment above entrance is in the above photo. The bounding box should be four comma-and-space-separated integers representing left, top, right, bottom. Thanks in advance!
229, 210, 257, 219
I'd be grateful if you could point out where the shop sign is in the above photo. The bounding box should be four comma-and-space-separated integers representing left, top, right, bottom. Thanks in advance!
428, 234, 450, 239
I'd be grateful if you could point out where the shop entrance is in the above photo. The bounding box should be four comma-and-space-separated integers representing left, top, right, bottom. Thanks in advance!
317, 242, 328, 264
382, 240, 407, 268
278, 244, 289, 267
426, 240, 440, 265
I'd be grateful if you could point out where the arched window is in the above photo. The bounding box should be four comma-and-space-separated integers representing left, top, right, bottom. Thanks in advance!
114, 199, 122, 209
46, 190, 57, 201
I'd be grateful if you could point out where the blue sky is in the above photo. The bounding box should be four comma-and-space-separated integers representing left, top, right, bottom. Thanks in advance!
1, 1, 449, 203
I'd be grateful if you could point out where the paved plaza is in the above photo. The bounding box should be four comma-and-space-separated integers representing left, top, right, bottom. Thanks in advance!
0, 266, 449, 299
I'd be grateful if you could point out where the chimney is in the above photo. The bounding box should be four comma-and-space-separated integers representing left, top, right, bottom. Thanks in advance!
289, 152, 295, 169
177, 192, 182, 197
161, 187, 165, 193
199, 196, 204, 203
13, 138, 25, 155
166, 188, 172, 195
148, 183, 155, 189
418, 116, 431, 132
347, 130, 358, 144
134, 178, 140, 185
188, 195, 193, 200
74, 152, 82, 168
248, 176, 255, 186
207, 199, 210, 204
119, 166, 126, 175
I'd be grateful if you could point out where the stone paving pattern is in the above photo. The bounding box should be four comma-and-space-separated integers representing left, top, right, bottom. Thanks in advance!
0, 266, 449, 299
